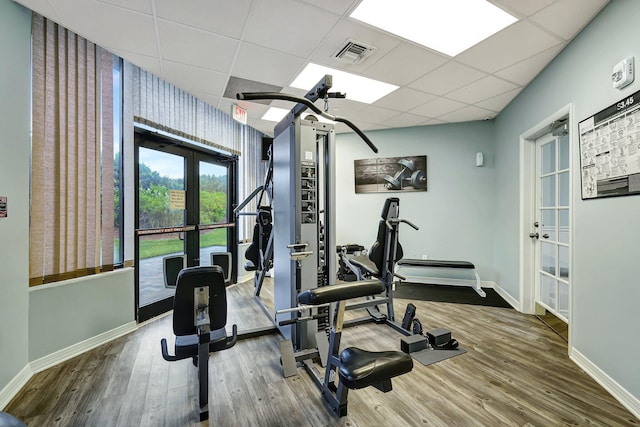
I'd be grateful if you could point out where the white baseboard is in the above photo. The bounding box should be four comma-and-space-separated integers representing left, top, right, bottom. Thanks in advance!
0, 365, 32, 410
30, 321, 137, 374
570, 347, 640, 420
1, 321, 137, 410
490, 281, 522, 311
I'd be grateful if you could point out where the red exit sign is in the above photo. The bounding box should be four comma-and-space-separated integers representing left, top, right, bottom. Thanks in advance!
232, 104, 247, 125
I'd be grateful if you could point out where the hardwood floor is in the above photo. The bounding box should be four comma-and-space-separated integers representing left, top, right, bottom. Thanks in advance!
5, 280, 638, 426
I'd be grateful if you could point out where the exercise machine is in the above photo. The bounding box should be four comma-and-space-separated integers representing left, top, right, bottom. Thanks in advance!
234, 148, 274, 296
238, 74, 378, 350
339, 197, 419, 332
296, 280, 413, 417
160, 266, 238, 421
238, 75, 415, 417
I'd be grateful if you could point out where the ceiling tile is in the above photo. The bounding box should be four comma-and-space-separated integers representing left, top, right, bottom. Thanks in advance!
456, 20, 562, 73
438, 105, 495, 122
162, 61, 229, 97
155, 0, 252, 39
243, 0, 340, 58
494, 44, 564, 85
476, 88, 523, 112
446, 75, 519, 104
300, 0, 359, 16
529, 0, 609, 40
114, 51, 163, 77
98, 0, 152, 14
382, 113, 429, 129
48, 0, 158, 56
356, 105, 402, 123
309, 18, 401, 74
412, 97, 466, 118
375, 88, 436, 111
489, 0, 555, 17
409, 62, 487, 96
233, 43, 306, 87
158, 20, 238, 73
19, 0, 61, 19
361, 42, 449, 86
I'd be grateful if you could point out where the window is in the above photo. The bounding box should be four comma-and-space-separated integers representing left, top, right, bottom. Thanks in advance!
29, 14, 122, 285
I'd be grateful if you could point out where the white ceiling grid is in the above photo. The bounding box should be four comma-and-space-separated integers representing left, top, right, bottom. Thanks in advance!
15, 0, 609, 136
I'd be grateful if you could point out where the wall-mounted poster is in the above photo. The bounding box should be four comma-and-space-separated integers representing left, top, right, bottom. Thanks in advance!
354, 155, 427, 194
579, 89, 640, 199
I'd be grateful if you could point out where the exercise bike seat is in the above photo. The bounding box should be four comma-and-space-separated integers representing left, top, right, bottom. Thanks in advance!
339, 347, 413, 390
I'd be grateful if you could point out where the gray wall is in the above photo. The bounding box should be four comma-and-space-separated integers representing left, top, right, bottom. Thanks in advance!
336, 121, 497, 281
0, 0, 135, 398
0, 0, 31, 394
494, 0, 640, 400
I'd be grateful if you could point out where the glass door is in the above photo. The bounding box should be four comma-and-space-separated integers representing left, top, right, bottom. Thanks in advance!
135, 132, 236, 322
534, 132, 571, 322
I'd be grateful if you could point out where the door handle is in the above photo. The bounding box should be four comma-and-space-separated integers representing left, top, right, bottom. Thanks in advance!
542, 233, 549, 239
529, 232, 539, 239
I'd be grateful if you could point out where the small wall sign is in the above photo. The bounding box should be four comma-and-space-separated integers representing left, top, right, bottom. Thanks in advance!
0, 196, 7, 218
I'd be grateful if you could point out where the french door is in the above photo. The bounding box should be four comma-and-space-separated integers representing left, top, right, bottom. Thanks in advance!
134, 132, 237, 322
533, 131, 571, 322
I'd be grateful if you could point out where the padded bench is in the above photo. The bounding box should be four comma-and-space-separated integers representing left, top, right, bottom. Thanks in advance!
395, 259, 486, 297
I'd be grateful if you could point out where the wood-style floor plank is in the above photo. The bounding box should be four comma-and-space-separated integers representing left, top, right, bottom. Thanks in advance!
5, 279, 639, 426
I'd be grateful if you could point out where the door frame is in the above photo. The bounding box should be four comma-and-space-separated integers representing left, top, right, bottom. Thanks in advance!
519, 103, 574, 335
134, 129, 238, 322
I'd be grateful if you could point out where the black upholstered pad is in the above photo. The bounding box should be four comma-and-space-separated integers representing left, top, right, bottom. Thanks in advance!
297, 280, 384, 305
347, 255, 380, 276
174, 328, 228, 358
397, 259, 475, 269
338, 347, 413, 389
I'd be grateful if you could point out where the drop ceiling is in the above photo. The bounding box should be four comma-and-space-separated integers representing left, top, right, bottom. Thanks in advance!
14, 0, 610, 136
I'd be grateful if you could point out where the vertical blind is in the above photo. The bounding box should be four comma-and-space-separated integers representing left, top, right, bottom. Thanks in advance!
128, 64, 265, 241
29, 14, 114, 286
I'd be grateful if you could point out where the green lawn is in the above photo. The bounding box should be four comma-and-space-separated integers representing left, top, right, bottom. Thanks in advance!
114, 228, 228, 260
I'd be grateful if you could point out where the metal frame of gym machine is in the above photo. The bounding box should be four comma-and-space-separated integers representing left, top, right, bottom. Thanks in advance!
237, 75, 381, 371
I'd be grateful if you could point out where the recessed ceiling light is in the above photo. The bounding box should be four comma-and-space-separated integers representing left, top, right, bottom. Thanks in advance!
290, 63, 398, 104
261, 107, 290, 122
350, 0, 517, 57
262, 107, 335, 124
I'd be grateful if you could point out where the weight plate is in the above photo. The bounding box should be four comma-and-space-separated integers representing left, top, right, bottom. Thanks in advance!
383, 175, 401, 190
411, 170, 426, 189
397, 159, 416, 172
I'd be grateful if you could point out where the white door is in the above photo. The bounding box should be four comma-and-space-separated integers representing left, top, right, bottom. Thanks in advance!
533, 131, 571, 322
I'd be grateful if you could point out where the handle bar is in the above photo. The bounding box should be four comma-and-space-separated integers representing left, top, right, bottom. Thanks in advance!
237, 92, 378, 154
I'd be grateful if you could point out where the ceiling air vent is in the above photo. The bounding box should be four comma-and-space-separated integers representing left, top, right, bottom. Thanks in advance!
333, 39, 376, 64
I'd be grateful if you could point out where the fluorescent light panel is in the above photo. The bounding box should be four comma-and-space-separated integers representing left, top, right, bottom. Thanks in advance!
290, 63, 398, 104
262, 107, 334, 124
350, 0, 517, 57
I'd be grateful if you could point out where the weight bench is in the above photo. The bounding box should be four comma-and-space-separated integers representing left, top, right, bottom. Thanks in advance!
160, 266, 238, 421
395, 259, 486, 297
297, 280, 414, 417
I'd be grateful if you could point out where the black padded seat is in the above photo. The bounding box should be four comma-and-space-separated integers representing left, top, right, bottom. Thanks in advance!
396, 259, 475, 269
339, 347, 413, 389
297, 280, 384, 305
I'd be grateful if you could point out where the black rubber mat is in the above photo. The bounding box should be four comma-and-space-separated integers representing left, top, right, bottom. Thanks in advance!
411, 347, 467, 366
394, 283, 512, 308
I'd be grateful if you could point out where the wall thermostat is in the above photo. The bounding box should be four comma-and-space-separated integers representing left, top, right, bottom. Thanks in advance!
612, 57, 634, 90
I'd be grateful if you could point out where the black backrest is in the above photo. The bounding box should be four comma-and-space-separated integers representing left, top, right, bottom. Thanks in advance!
244, 206, 272, 267
173, 266, 227, 336
369, 198, 403, 272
